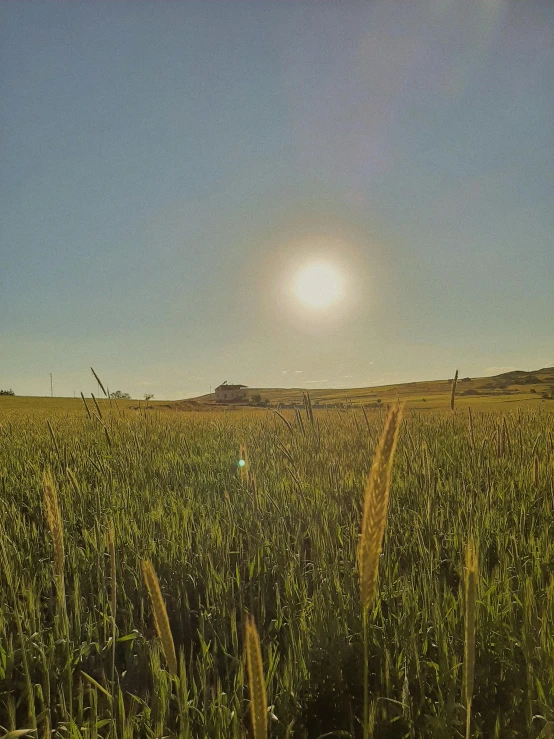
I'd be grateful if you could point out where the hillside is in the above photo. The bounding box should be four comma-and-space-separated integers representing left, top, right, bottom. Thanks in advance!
1, 367, 552, 415
186, 366, 554, 411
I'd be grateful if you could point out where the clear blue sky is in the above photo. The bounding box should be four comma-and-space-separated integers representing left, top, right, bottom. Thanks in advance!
1, 0, 552, 399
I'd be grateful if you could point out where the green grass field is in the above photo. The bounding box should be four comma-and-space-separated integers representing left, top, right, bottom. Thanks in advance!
0, 390, 553, 737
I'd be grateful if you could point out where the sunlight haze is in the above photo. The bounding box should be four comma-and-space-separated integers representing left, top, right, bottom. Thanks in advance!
294, 262, 345, 310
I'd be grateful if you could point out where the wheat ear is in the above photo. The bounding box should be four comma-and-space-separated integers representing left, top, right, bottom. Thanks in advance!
463, 540, 478, 739
450, 369, 459, 412
245, 613, 267, 739
141, 559, 177, 677
90, 366, 108, 397
359, 404, 403, 612
43, 469, 65, 601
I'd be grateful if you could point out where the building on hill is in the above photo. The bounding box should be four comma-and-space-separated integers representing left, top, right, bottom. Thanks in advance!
215, 381, 247, 403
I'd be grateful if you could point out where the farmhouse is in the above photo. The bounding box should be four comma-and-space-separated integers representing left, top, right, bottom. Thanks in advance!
215, 381, 247, 403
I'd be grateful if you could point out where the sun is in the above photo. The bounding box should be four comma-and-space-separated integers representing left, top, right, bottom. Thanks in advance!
294, 262, 344, 309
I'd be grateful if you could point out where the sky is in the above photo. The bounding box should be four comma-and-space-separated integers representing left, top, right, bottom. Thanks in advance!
1, 0, 553, 399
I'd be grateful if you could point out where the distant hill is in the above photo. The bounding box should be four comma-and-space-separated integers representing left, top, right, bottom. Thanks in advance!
181, 366, 554, 411
494, 367, 554, 384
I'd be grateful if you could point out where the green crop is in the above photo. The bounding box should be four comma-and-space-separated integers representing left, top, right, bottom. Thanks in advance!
0, 401, 552, 737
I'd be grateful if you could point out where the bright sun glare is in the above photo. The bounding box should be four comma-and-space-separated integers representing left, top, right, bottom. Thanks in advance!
294, 262, 344, 309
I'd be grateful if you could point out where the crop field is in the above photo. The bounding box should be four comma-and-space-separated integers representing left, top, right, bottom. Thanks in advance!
0, 399, 553, 738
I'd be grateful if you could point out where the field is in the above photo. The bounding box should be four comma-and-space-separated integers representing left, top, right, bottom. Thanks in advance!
1, 395, 553, 738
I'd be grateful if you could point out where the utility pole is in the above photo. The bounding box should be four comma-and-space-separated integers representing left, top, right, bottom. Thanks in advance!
50, 373, 53, 398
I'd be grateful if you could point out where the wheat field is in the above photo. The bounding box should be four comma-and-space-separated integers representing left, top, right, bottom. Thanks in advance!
0, 400, 553, 738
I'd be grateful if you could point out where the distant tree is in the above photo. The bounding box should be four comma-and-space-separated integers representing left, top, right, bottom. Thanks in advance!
144, 393, 155, 401
0, 388, 15, 396
110, 390, 131, 399
251, 393, 262, 404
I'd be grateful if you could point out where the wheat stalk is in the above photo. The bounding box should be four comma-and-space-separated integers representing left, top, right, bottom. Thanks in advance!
468, 407, 475, 451
359, 404, 403, 612
91, 393, 103, 420
80, 391, 92, 419
108, 524, 117, 691
42, 469, 65, 601
244, 613, 267, 739
450, 369, 459, 412
141, 559, 177, 677
463, 540, 478, 739
108, 525, 116, 620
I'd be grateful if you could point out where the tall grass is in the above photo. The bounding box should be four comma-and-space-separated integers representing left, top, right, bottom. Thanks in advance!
463, 541, 478, 739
